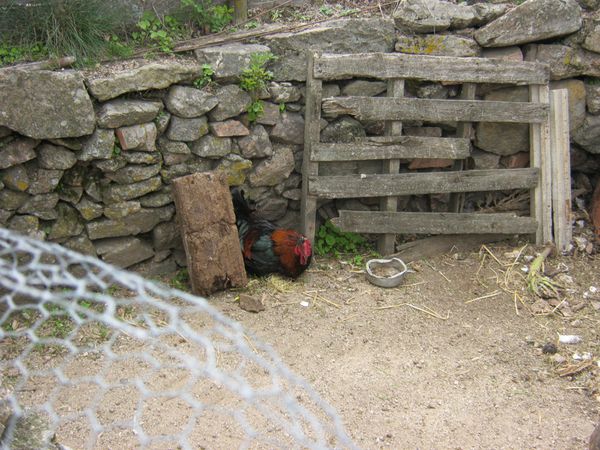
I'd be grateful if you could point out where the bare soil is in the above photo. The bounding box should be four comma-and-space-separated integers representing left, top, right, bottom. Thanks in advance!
208, 240, 600, 449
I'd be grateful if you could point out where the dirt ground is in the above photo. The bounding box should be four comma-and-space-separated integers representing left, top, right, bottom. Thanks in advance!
206, 239, 600, 449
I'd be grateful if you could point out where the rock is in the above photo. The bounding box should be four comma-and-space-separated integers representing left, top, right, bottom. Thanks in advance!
165, 116, 209, 141
85, 60, 201, 101
342, 80, 387, 97
408, 158, 453, 169
122, 151, 162, 165
269, 82, 303, 103
0, 69, 95, 138
396, 34, 481, 57
84, 179, 103, 202
130, 254, 178, 276
190, 135, 232, 158
583, 16, 600, 53
0, 208, 12, 224
482, 46, 523, 62
1, 165, 29, 191
163, 152, 192, 166
255, 194, 288, 221
0, 189, 30, 210
103, 176, 163, 203
48, 202, 84, 241
36, 143, 77, 170
238, 293, 265, 313
255, 102, 282, 126
270, 112, 305, 145
86, 205, 174, 240
195, 43, 272, 81
238, 125, 273, 158
542, 342, 558, 354
96, 99, 163, 128
79, 129, 115, 161
0, 137, 38, 169
26, 166, 63, 195
475, 86, 530, 155
94, 155, 127, 173
573, 115, 600, 153
139, 186, 173, 208
248, 144, 295, 187
417, 83, 451, 99
586, 82, 600, 115
0, 126, 12, 138
155, 111, 171, 134
263, 18, 395, 81
8, 214, 41, 237
164, 85, 218, 118
105, 163, 162, 184
524, 44, 600, 80
321, 116, 366, 143
103, 200, 142, 219
393, 0, 508, 32
215, 154, 253, 186
48, 137, 82, 151
75, 197, 104, 221
474, 0, 582, 47
209, 120, 250, 137
158, 137, 191, 155
502, 152, 530, 169
64, 234, 97, 256
208, 85, 252, 121
152, 221, 181, 251
95, 236, 154, 268
116, 122, 157, 151
17, 193, 59, 220
159, 158, 213, 184
551, 79, 587, 131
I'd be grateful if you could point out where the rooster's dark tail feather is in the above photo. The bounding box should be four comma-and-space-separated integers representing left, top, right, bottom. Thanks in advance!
231, 187, 254, 220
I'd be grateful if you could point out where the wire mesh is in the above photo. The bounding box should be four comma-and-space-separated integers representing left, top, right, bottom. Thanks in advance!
0, 228, 356, 449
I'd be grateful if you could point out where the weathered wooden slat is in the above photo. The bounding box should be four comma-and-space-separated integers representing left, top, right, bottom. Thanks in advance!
378, 78, 404, 256
309, 168, 539, 198
314, 53, 549, 84
300, 53, 322, 244
332, 211, 538, 235
322, 97, 549, 124
529, 84, 552, 244
311, 136, 471, 161
449, 83, 477, 213
550, 89, 572, 252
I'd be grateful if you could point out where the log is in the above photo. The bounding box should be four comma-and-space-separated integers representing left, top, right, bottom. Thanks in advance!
172, 171, 247, 296
389, 234, 510, 263
0, 56, 75, 72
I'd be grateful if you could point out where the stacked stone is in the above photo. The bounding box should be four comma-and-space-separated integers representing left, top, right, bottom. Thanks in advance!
1, 1, 599, 273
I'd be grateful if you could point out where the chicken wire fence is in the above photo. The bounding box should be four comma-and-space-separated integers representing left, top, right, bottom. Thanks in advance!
0, 228, 356, 449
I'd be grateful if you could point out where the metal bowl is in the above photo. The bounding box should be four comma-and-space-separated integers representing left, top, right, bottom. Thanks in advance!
365, 257, 408, 288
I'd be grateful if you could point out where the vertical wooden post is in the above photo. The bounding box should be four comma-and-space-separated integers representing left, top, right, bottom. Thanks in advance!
233, 0, 247, 24
377, 79, 404, 256
550, 89, 572, 252
449, 83, 476, 213
529, 84, 552, 245
300, 53, 322, 244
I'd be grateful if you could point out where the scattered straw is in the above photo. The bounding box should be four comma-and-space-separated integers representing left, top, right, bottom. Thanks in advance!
464, 290, 502, 304
374, 303, 449, 320
557, 361, 593, 377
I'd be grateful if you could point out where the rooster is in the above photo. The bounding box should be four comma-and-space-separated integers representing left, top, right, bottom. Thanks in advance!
231, 188, 312, 279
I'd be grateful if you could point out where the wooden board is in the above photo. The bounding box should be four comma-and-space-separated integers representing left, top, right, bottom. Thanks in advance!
529, 84, 552, 244
550, 89, 572, 252
389, 234, 511, 263
322, 97, 549, 123
172, 171, 247, 296
300, 53, 322, 244
314, 53, 549, 84
309, 168, 539, 199
311, 136, 471, 161
332, 211, 537, 235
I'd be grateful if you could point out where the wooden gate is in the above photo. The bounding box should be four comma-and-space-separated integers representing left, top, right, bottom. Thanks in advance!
300, 52, 570, 255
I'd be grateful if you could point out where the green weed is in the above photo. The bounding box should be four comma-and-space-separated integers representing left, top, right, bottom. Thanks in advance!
179, 0, 233, 33
132, 11, 184, 53
240, 52, 276, 122
194, 64, 215, 89
247, 100, 265, 122
170, 268, 190, 290
315, 220, 370, 257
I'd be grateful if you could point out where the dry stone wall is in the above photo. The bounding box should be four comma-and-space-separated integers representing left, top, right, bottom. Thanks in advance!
1, 0, 599, 274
